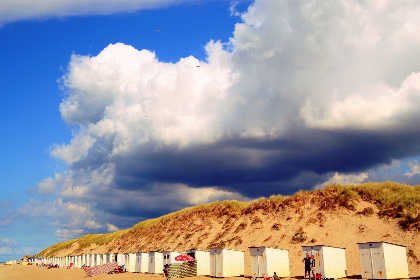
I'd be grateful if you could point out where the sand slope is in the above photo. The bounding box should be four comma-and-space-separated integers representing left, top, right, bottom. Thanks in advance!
37, 185, 420, 277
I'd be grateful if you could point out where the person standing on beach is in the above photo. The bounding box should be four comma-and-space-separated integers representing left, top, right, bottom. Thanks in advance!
311, 255, 316, 279
302, 253, 312, 279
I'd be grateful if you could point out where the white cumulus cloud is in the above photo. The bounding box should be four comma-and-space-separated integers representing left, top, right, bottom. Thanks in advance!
0, 0, 193, 26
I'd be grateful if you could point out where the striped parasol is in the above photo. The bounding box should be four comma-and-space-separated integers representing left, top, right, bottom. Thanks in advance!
174, 255, 195, 262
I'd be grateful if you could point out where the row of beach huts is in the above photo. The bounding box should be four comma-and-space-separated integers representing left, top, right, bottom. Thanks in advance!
19, 241, 410, 279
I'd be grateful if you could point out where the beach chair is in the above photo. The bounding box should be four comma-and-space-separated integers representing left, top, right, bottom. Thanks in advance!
66, 263, 73, 269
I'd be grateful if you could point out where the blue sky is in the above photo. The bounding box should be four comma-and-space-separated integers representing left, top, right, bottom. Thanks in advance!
1, 0, 420, 262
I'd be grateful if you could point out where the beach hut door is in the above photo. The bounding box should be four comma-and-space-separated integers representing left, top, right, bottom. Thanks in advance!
215, 251, 223, 277
258, 253, 266, 277
370, 247, 383, 279
251, 255, 260, 277
360, 248, 373, 279
251, 254, 267, 278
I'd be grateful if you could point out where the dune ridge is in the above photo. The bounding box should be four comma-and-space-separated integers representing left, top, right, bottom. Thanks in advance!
36, 182, 420, 277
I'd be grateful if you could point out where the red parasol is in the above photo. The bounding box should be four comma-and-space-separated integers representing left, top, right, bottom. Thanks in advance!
175, 255, 195, 262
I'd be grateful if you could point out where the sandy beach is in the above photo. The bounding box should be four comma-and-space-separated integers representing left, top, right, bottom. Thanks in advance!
0, 264, 164, 280
0, 265, 249, 280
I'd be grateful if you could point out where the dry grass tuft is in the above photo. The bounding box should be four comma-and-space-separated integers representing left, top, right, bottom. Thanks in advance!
291, 228, 307, 244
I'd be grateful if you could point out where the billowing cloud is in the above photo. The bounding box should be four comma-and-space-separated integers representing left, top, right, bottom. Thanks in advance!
0, 0, 193, 26
16, 0, 420, 238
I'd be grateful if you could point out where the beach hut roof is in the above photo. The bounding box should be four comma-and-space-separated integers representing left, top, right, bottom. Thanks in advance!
186, 248, 209, 252
208, 247, 244, 252
248, 246, 289, 250
301, 245, 346, 249
356, 241, 406, 247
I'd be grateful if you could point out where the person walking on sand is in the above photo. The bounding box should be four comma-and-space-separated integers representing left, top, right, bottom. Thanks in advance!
302, 253, 312, 279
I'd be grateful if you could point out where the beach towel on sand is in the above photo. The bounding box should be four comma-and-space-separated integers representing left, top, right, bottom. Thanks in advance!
86, 262, 118, 277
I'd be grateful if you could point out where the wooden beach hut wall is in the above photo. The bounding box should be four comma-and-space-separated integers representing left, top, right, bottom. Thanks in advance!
112, 253, 118, 263
135, 252, 149, 273
125, 253, 130, 268
117, 253, 126, 266
358, 242, 409, 279
127, 253, 137, 272
101, 254, 108, 265
80, 255, 84, 267
95, 254, 101, 266
102, 254, 107, 264
75, 255, 80, 268
107, 253, 115, 264
149, 251, 164, 274
90, 254, 96, 266
87, 254, 93, 267
302, 245, 347, 279
249, 247, 290, 278
186, 249, 210, 276
97, 254, 104, 266
163, 251, 182, 266
209, 247, 244, 277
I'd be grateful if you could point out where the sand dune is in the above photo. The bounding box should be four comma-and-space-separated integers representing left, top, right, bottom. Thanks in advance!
35, 184, 420, 278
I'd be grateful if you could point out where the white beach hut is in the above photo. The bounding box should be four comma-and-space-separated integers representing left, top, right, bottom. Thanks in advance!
163, 251, 182, 266
127, 253, 136, 272
117, 253, 126, 266
135, 252, 149, 273
186, 249, 210, 276
74, 255, 80, 268
97, 254, 104, 266
302, 245, 347, 279
358, 242, 409, 279
209, 247, 244, 277
87, 254, 93, 267
249, 246, 290, 278
84, 254, 88, 267
109, 253, 117, 263
101, 254, 107, 265
104, 253, 113, 264
149, 251, 164, 274
90, 254, 95, 266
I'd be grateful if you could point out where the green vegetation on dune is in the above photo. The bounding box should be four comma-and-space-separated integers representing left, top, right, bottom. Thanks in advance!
325, 182, 420, 229
132, 200, 251, 231
37, 239, 77, 257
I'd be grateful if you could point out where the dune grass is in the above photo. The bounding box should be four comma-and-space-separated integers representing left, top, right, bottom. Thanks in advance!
37, 239, 77, 257
132, 199, 251, 231
325, 182, 420, 229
